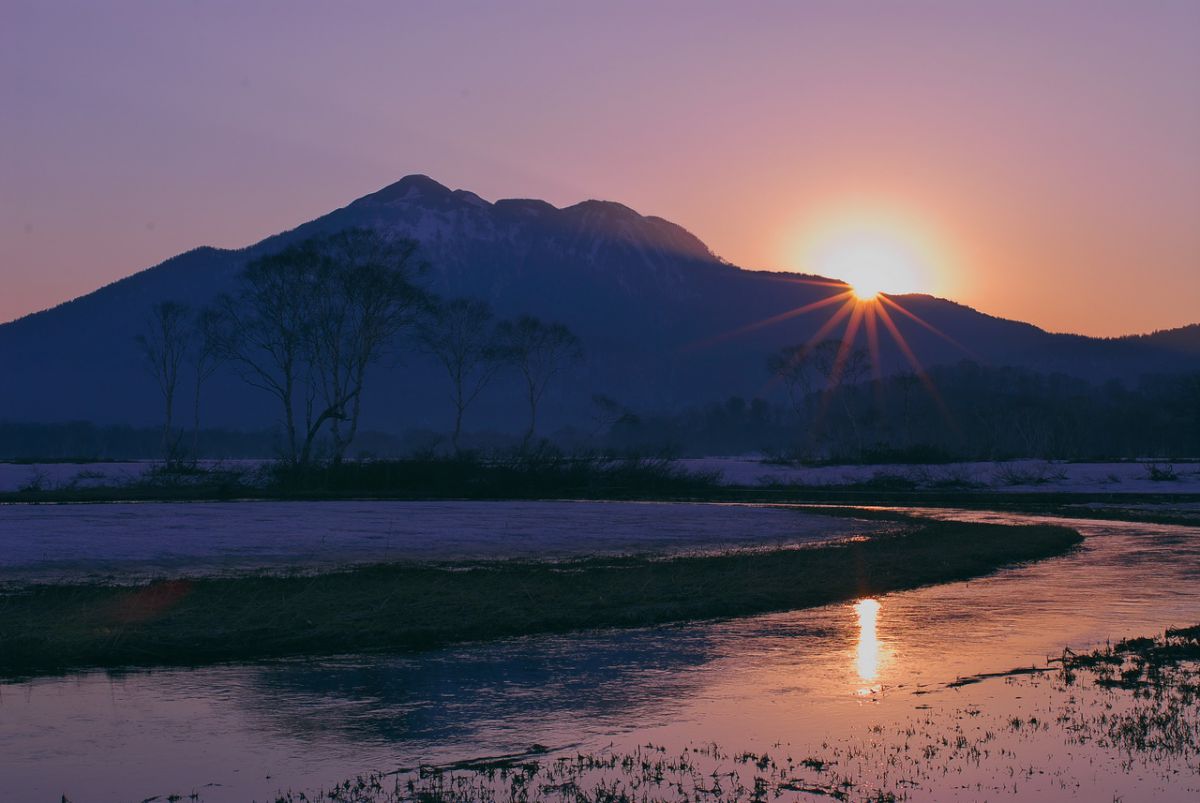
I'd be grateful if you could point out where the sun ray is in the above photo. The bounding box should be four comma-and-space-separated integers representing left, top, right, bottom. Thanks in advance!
879, 294, 977, 360
810, 302, 867, 432
801, 300, 868, 441
696, 278, 964, 436
874, 301, 927, 381
863, 302, 883, 383
753, 295, 857, 399
862, 302, 889, 415
874, 301, 952, 420
686, 289, 853, 351
800, 295, 858, 353
827, 301, 866, 389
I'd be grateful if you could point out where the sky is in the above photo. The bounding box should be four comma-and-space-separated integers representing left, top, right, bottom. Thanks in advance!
2, 1, 1198, 336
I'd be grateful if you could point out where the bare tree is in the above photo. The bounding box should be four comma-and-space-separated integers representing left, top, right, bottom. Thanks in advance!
811, 339, 870, 455
212, 229, 424, 465
136, 301, 191, 465
190, 307, 225, 459
210, 245, 315, 464
811, 339, 869, 389
310, 230, 426, 462
496, 315, 583, 448
767, 344, 818, 425
417, 298, 503, 452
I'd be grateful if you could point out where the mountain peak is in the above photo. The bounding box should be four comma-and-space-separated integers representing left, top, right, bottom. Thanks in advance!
562, 199, 640, 218
493, 198, 557, 217
2, 171, 1198, 431
356, 174, 454, 205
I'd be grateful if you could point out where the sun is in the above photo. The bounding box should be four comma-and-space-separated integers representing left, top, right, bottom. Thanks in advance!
811, 228, 926, 300
695, 210, 971, 415
793, 211, 944, 299
850, 282, 881, 302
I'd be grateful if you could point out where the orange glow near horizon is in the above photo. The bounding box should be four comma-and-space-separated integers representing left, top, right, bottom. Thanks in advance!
696, 262, 972, 434
787, 206, 955, 300
6, 4, 1199, 336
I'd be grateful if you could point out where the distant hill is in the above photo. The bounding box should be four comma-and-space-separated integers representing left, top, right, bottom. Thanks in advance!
1, 175, 1196, 434
1126, 324, 1200, 356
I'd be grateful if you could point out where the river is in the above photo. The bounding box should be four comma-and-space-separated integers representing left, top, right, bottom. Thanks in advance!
1, 506, 1198, 801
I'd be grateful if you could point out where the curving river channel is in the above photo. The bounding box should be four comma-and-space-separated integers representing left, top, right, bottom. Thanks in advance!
2, 506, 1199, 801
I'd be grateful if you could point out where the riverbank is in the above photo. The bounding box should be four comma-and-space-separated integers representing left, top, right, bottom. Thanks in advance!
0, 519, 1080, 678
3, 457, 1198, 526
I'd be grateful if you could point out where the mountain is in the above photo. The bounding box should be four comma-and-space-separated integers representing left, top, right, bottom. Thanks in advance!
1, 175, 1197, 435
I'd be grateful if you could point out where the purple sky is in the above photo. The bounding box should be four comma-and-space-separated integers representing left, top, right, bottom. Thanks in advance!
3, 1, 1198, 336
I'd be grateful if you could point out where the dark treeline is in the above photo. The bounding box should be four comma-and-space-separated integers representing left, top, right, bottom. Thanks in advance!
595, 362, 1200, 461
0, 423, 420, 462
6, 361, 1196, 463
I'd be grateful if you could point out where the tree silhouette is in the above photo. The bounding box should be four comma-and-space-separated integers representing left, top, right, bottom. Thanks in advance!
767, 344, 817, 428
811, 339, 870, 456
136, 301, 191, 465
211, 229, 424, 465
210, 246, 313, 463
311, 230, 426, 462
496, 315, 583, 448
191, 307, 225, 459
417, 297, 504, 452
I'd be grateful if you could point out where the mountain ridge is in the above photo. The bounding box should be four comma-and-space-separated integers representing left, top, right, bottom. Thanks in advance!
1, 175, 1197, 432
12, 174, 1191, 341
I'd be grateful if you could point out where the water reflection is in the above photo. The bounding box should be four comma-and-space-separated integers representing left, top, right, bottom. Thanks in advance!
7, 513, 1200, 802
237, 627, 719, 751
854, 597, 884, 690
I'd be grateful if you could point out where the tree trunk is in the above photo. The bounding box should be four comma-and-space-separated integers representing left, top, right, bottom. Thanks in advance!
283, 373, 298, 465
841, 396, 863, 457
452, 404, 464, 453
522, 376, 538, 451
331, 382, 365, 464
192, 371, 204, 462
301, 401, 345, 466
162, 385, 175, 466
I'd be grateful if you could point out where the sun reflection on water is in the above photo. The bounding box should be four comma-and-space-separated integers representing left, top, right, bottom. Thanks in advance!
854, 598, 884, 694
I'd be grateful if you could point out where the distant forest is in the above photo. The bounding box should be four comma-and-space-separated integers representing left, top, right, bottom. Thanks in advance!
2, 362, 1197, 462
599, 362, 1200, 462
